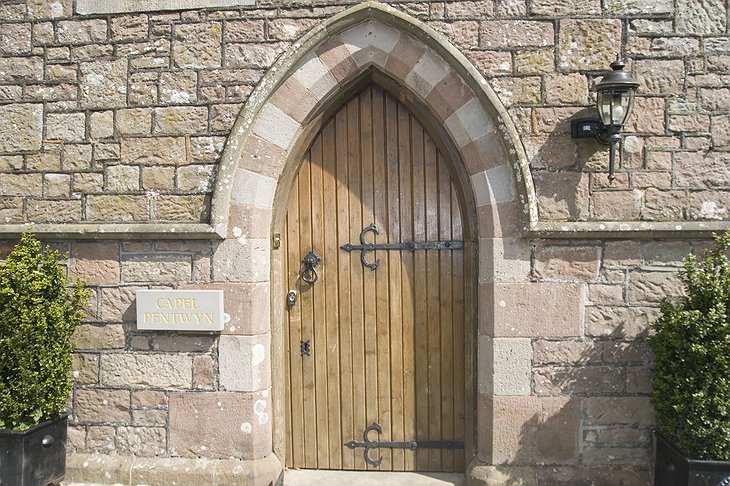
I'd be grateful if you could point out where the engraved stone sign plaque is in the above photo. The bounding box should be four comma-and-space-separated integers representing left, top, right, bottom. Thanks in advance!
136, 290, 224, 332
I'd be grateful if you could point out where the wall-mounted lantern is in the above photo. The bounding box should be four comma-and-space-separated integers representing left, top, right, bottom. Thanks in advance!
571, 59, 639, 181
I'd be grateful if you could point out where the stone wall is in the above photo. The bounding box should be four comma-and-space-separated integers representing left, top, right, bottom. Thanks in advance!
0, 0, 728, 485
0, 0, 728, 225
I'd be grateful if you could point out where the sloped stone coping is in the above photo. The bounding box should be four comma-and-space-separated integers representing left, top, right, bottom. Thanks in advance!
65, 452, 281, 485
0, 223, 222, 240
530, 220, 730, 240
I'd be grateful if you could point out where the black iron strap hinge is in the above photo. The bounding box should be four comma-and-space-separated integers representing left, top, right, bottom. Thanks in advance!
341, 224, 463, 271
345, 422, 464, 467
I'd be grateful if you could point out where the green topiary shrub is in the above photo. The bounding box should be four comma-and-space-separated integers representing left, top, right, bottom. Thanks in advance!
650, 230, 730, 461
0, 232, 91, 431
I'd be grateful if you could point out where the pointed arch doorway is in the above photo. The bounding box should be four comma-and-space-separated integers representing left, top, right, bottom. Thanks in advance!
281, 79, 474, 473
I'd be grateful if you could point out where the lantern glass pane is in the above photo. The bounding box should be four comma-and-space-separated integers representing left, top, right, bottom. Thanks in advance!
597, 89, 635, 126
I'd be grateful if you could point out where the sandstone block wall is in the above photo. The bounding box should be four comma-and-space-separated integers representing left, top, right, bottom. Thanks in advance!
0, 0, 728, 224
0, 0, 728, 484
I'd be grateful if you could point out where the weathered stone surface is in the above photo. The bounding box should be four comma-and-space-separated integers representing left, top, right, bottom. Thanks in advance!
150, 335, 215, 353
122, 136, 186, 165
121, 255, 192, 283
90, 110, 114, 139
534, 366, 624, 394
177, 164, 214, 192
86, 195, 150, 222
592, 190, 642, 221
559, 20, 621, 72
212, 239, 270, 283
219, 334, 270, 392
530, 0, 599, 15
643, 188, 686, 221
534, 245, 600, 281
675, 152, 730, 188
604, 0, 673, 14
160, 70, 197, 104
689, 190, 730, 220
27, 199, 81, 223
585, 306, 660, 338
72, 242, 121, 284
483, 282, 582, 337
132, 390, 168, 409
491, 396, 580, 465
80, 59, 127, 108
116, 108, 152, 135
532, 340, 602, 365
479, 237, 531, 283
168, 391, 272, 459
73, 353, 100, 384
481, 21, 553, 48
154, 106, 208, 134
142, 166, 175, 190
677, 0, 726, 34
224, 19, 265, 41
132, 409, 167, 426
634, 59, 684, 95
106, 165, 140, 192
0, 23, 31, 55
0, 173, 42, 197
76, 388, 131, 423
0, 104, 43, 152
628, 270, 683, 304
585, 397, 654, 426
0, 57, 43, 81
116, 426, 166, 456
101, 353, 192, 387
111, 14, 149, 41
173, 22, 222, 68
154, 195, 209, 221
72, 324, 126, 350
57, 19, 107, 43
192, 355, 215, 389
481, 337, 532, 395
534, 171, 589, 221
491, 76, 542, 106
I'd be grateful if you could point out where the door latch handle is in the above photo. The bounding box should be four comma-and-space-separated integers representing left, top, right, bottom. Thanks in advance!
287, 290, 297, 307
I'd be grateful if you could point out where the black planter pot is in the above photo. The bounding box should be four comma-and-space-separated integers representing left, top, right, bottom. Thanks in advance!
655, 431, 730, 486
0, 412, 69, 486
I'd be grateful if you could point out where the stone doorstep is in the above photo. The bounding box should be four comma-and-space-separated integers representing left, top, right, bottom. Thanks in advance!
62, 452, 281, 486
283, 470, 467, 486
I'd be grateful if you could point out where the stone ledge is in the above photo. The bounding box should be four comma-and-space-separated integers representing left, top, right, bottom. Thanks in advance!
65, 452, 282, 486
529, 220, 730, 240
76, 0, 254, 15
0, 223, 224, 240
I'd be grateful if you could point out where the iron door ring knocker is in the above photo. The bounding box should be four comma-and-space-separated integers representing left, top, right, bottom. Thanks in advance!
300, 250, 321, 284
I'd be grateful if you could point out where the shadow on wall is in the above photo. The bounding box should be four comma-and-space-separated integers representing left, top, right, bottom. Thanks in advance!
529, 107, 613, 222
509, 324, 655, 485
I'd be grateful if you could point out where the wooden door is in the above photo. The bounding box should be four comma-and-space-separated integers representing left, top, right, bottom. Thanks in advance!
283, 85, 466, 472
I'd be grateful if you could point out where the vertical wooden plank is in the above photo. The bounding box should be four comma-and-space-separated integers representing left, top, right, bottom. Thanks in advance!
310, 133, 329, 469
424, 133, 442, 471
336, 105, 355, 470
385, 91, 405, 472
283, 211, 293, 468
410, 113, 430, 471
347, 94, 367, 470
321, 118, 343, 469
438, 156, 455, 471
397, 99, 417, 472
372, 86, 392, 470
287, 171, 305, 468
451, 180, 466, 471
298, 154, 318, 469
359, 88, 379, 471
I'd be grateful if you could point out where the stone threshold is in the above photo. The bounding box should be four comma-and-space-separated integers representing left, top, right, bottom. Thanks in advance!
283, 469, 466, 486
